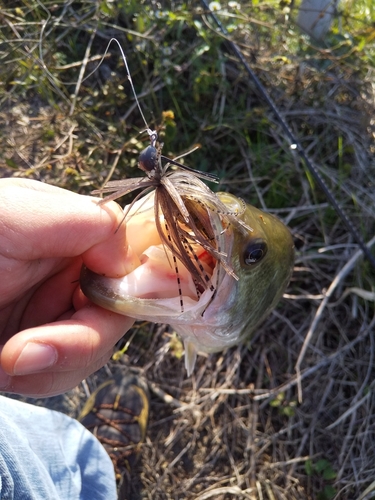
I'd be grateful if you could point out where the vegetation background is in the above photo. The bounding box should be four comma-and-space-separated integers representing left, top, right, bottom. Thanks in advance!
1, 0, 375, 499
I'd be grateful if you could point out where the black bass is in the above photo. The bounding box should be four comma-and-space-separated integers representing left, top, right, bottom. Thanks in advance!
80, 191, 294, 374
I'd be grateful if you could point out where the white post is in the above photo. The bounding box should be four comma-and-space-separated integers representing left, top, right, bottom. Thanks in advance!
296, 0, 340, 40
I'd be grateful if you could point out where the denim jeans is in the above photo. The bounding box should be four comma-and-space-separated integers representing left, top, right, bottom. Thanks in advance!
0, 396, 116, 499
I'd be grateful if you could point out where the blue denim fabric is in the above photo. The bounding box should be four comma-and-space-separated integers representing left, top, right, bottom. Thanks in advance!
0, 396, 116, 500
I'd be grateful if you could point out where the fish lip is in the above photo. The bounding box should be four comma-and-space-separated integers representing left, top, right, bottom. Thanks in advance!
80, 254, 242, 361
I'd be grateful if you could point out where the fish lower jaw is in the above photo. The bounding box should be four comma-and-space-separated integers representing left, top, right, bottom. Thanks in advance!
80, 263, 238, 375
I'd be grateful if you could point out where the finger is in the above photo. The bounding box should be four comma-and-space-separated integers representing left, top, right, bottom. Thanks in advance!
18, 259, 82, 331
0, 178, 130, 277
0, 349, 114, 397
1, 304, 135, 380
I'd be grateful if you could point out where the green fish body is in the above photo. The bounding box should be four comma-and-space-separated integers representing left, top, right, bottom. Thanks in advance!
80, 192, 294, 373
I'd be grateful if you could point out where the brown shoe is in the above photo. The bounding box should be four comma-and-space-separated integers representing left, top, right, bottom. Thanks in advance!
79, 369, 149, 497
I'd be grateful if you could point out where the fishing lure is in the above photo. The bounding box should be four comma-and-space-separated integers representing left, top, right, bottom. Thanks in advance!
92, 39, 252, 301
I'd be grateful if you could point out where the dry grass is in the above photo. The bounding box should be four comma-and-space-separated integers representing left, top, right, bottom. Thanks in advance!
1, 1, 375, 499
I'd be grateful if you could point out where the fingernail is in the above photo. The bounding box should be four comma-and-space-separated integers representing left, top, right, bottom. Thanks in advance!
14, 343, 57, 375
0, 366, 11, 389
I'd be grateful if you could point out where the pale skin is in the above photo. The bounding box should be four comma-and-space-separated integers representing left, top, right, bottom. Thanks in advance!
0, 178, 137, 397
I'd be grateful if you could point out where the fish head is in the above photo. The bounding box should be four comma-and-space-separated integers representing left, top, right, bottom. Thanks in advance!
210, 193, 294, 338
80, 191, 294, 374
171, 192, 295, 371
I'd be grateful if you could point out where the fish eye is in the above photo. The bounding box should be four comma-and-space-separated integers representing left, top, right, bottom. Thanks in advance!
243, 238, 267, 266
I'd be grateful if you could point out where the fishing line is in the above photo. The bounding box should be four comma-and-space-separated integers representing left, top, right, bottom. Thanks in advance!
88, 38, 219, 184
200, 0, 375, 269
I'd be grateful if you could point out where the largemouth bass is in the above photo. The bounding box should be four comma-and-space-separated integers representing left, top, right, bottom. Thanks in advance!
81, 190, 294, 374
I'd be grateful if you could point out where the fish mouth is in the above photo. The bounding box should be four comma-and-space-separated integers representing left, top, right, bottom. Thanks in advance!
81, 191, 241, 373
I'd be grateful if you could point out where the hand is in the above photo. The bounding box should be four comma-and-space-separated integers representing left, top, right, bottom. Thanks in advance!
0, 179, 137, 397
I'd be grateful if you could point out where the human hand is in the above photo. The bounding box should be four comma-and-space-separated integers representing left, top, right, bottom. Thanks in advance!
0, 179, 137, 397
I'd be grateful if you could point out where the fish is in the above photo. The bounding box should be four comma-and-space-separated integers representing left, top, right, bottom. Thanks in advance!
80, 190, 295, 374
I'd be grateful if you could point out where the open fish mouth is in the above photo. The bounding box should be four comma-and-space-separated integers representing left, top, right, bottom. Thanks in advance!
80, 191, 295, 374
81, 191, 242, 373
82, 190, 234, 310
